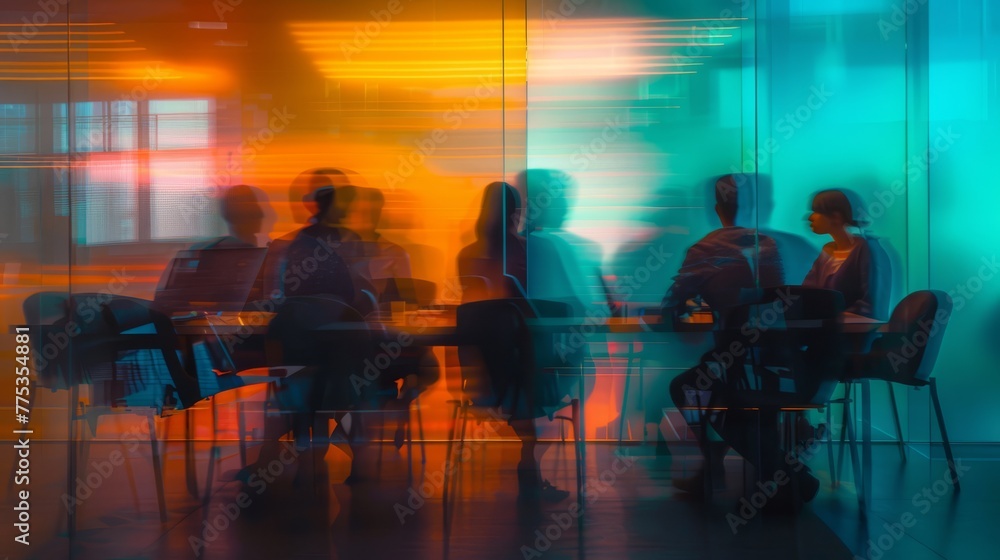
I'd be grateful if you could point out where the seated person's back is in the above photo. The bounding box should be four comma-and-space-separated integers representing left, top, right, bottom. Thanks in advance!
282, 222, 356, 302
662, 227, 783, 319
661, 175, 784, 322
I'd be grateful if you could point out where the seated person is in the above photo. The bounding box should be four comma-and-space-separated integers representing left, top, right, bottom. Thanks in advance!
262, 168, 352, 299
155, 185, 270, 375
802, 189, 890, 320
519, 169, 608, 318
666, 176, 822, 508
661, 175, 783, 321
457, 181, 527, 301
340, 186, 412, 281
457, 182, 568, 502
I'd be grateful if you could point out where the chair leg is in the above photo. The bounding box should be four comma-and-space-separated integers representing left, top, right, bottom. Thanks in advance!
67, 384, 80, 539
618, 355, 632, 447
405, 408, 414, 483
571, 398, 582, 502
826, 405, 838, 488
929, 378, 960, 492
837, 384, 852, 480
143, 415, 167, 523
442, 400, 462, 523
843, 398, 865, 510
203, 404, 218, 508
887, 382, 906, 461
237, 401, 247, 468
415, 396, 426, 465
637, 348, 644, 406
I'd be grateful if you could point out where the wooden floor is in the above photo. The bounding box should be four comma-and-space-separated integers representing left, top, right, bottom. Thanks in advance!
2, 435, 996, 560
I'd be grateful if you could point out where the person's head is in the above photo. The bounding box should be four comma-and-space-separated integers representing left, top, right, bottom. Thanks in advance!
516, 169, 572, 231
475, 182, 520, 246
342, 186, 384, 237
220, 184, 265, 242
289, 168, 350, 223
714, 174, 740, 226
808, 189, 859, 235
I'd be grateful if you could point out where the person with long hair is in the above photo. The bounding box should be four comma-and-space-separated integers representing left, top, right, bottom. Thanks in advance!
457, 181, 526, 300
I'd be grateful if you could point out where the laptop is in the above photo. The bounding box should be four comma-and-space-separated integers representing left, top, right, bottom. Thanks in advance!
154, 247, 267, 316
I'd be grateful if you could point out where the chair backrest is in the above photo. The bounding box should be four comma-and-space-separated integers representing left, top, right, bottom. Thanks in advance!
267, 295, 374, 409
718, 286, 846, 405
869, 290, 952, 383
25, 291, 130, 390
376, 277, 437, 307
456, 298, 530, 410
458, 275, 493, 303
457, 298, 582, 418
23, 291, 71, 325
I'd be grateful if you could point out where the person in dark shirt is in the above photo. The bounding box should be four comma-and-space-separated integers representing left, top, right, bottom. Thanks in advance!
281, 185, 356, 302
661, 175, 784, 319
802, 189, 890, 320
666, 176, 824, 508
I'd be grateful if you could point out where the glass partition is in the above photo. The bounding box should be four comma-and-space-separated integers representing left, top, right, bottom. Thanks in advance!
1, 0, 998, 553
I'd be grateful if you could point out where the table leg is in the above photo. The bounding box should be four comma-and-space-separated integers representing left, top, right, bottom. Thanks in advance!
862, 379, 872, 510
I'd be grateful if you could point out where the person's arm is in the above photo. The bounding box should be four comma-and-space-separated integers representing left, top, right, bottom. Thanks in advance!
845, 241, 875, 318
802, 251, 824, 287
757, 237, 785, 289
660, 243, 709, 314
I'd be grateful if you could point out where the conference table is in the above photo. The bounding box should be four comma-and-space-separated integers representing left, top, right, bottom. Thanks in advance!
173, 307, 884, 509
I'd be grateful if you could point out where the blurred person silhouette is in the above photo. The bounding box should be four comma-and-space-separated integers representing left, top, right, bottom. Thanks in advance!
153, 185, 272, 376
803, 189, 891, 320
512, 170, 607, 501
606, 188, 694, 310
192, 184, 268, 249
666, 174, 792, 498
340, 185, 412, 281
728, 173, 818, 285
518, 169, 611, 318
457, 181, 527, 300
281, 185, 357, 302
661, 175, 784, 320
262, 168, 354, 298
456, 181, 567, 501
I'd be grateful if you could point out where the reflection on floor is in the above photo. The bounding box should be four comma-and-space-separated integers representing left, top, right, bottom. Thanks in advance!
1, 435, 995, 560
